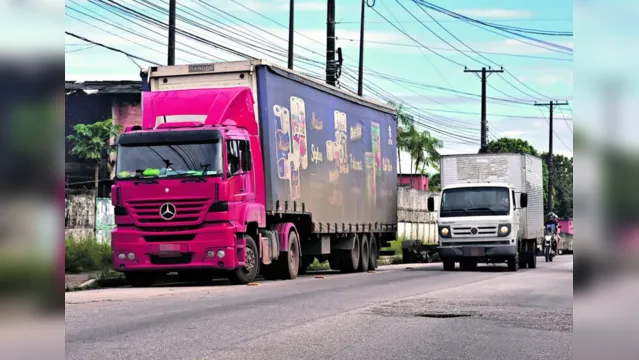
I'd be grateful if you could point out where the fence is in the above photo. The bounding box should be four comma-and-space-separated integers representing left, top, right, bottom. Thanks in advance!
397, 187, 440, 244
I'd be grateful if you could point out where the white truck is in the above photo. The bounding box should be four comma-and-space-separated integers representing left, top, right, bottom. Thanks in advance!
427, 153, 544, 271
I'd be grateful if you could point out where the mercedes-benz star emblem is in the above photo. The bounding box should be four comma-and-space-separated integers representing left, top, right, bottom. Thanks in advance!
159, 203, 177, 220
470, 227, 478, 235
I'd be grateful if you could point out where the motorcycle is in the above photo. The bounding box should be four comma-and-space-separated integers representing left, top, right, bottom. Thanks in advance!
543, 230, 556, 262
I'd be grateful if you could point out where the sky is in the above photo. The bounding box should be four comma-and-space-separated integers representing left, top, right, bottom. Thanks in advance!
64, 0, 574, 172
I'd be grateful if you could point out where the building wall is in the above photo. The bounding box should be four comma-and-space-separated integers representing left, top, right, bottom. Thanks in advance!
558, 218, 573, 235
398, 174, 429, 191
109, 96, 142, 178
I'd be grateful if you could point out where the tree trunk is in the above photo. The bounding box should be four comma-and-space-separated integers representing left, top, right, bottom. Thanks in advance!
94, 164, 100, 198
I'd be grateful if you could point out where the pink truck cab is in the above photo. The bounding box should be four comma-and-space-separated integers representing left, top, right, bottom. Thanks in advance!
111, 61, 398, 286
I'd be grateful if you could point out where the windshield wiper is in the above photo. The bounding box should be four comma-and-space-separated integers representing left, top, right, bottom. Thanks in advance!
468, 207, 497, 214
134, 179, 159, 185
181, 163, 210, 183
442, 208, 472, 216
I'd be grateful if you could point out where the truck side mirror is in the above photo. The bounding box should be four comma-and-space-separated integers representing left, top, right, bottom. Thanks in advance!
427, 197, 435, 212
520, 193, 528, 208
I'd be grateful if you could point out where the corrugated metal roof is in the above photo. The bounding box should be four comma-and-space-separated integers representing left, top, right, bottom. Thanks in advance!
65, 81, 142, 93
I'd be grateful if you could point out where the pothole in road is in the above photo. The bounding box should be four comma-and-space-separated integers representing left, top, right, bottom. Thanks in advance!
415, 313, 473, 319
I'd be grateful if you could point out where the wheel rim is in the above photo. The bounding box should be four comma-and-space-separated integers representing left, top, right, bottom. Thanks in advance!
289, 239, 298, 273
245, 247, 256, 274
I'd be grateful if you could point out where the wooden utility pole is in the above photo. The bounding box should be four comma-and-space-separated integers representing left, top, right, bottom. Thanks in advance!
357, 0, 366, 95
535, 100, 569, 213
464, 66, 504, 152
326, 0, 336, 86
167, 0, 176, 65
288, 0, 294, 69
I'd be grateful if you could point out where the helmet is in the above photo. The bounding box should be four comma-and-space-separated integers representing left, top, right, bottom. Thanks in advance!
547, 212, 558, 222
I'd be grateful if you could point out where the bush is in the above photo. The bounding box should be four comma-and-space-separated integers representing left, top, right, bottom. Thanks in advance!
65, 236, 112, 273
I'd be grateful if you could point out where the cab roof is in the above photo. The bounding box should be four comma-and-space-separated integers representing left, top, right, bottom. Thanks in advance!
442, 182, 514, 191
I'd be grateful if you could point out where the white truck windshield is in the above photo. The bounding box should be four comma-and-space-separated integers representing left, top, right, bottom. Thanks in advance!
440, 186, 510, 217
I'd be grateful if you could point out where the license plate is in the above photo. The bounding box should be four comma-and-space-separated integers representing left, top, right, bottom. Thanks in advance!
463, 247, 485, 257
159, 244, 179, 252
153, 243, 188, 256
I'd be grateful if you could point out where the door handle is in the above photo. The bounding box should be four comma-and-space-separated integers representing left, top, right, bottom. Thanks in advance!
240, 188, 245, 192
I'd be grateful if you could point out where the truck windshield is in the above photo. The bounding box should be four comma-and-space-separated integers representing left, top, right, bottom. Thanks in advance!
116, 141, 223, 179
440, 186, 510, 217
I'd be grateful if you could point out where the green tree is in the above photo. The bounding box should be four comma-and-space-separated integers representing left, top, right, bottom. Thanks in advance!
428, 172, 440, 192
541, 152, 573, 218
67, 118, 122, 195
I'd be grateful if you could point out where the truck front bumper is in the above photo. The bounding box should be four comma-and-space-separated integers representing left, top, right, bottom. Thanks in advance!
111, 222, 240, 272
438, 240, 517, 260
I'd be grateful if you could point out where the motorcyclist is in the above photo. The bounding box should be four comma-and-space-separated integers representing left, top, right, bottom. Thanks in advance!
545, 212, 560, 254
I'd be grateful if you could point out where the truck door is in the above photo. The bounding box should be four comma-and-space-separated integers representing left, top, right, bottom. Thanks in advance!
226, 138, 255, 203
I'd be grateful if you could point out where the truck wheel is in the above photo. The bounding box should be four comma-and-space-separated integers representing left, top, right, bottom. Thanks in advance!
528, 253, 537, 269
368, 235, 378, 271
358, 235, 370, 272
507, 254, 518, 272
443, 259, 455, 271
340, 235, 361, 273
229, 235, 260, 285
124, 272, 156, 287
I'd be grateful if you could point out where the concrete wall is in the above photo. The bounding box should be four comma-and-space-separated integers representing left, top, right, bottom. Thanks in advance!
397, 187, 440, 244
65, 191, 114, 243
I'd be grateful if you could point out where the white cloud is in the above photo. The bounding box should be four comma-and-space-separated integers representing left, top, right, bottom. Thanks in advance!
453, 9, 534, 19
500, 130, 524, 137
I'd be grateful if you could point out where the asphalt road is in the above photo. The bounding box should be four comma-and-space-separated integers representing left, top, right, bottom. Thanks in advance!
66, 256, 573, 360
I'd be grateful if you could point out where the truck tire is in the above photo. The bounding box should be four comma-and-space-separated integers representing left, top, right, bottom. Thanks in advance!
124, 272, 156, 287
358, 234, 370, 272
340, 234, 361, 273
229, 235, 260, 285
262, 231, 300, 280
528, 253, 537, 269
507, 254, 518, 272
443, 259, 455, 271
368, 235, 378, 271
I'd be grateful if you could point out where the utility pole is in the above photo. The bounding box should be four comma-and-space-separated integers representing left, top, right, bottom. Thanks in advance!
535, 100, 569, 213
464, 66, 504, 152
326, 0, 336, 86
357, 0, 366, 95
167, 0, 176, 65
288, 0, 294, 69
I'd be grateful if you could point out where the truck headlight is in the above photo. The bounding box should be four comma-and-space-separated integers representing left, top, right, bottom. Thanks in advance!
498, 224, 511, 237
439, 226, 451, 238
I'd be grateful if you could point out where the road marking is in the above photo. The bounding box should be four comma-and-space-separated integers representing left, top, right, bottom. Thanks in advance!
314, 275, 327, 279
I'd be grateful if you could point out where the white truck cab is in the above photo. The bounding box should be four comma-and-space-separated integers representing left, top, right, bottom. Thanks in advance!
428, 154, 543, 271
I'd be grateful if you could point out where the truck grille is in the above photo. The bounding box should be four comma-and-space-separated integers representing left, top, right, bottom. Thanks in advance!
127, 198, 209, 226
452, 226, 498, 237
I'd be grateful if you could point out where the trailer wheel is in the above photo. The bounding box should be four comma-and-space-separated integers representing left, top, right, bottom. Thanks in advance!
528, 253, 537, 269
368, 235, 378, 271
443, 259, 455, 271
124, 272, 156, 287
358, 234, 370, 272
340, 234, 361, 273
229, 235, 260, 285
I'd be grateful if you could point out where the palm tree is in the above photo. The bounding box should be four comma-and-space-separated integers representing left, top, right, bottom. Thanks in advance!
389, 101, 441, 187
